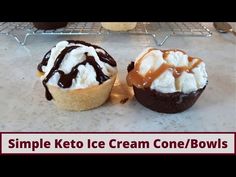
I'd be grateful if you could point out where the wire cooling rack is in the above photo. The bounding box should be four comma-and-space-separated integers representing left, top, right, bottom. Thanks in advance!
0, 22, 212, 46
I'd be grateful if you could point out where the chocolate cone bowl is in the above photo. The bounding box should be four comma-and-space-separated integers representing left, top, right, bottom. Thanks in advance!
133, 85, 206, 113
126, 48, 208, 114
33, 22, 68, 30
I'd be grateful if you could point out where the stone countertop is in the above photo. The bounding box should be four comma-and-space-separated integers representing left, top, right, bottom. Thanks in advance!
0, 23, 235, 132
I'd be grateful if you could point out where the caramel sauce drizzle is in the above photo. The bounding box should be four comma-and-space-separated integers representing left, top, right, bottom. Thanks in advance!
127, 49, 202, 88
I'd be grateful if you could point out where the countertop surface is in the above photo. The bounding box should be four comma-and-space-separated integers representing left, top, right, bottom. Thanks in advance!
0, 23, 235, 132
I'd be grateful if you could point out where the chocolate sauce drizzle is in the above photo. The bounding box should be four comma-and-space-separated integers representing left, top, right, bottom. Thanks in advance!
37, 50, 51, 72
38, 40, 116, 101
57, 54, 109, 89
68, 40, 117, 67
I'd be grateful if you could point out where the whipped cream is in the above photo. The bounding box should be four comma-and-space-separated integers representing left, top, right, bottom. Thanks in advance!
39, 41, 117, 90
166, 51, 189, 67
128, 48, 208, 94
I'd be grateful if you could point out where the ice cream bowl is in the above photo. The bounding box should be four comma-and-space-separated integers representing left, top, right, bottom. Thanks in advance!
37, 40, 118, 111
126, 48, 208, 113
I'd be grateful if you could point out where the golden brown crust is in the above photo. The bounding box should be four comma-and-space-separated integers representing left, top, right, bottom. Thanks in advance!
101, 22, 137, 31
47, 75, 117, 111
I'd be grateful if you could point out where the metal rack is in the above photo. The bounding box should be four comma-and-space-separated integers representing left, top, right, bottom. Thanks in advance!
0, 22, 212, 46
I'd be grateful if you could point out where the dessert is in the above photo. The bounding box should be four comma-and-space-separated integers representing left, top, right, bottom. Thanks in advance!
33, 22, 68, 30
126, 48, 208, 113
101, 22, 137, 31
37, 40, 117, 111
